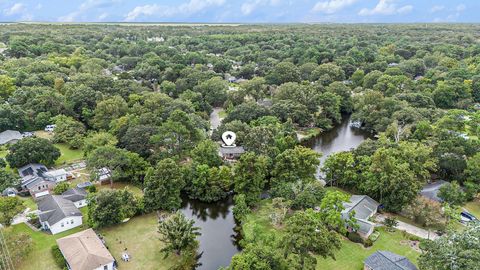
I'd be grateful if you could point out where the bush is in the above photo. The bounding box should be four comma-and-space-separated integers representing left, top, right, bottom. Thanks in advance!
364, 238, 373, 247
51, 245, 67, 270
347, 232, 364, 244
87, 185, 97, 193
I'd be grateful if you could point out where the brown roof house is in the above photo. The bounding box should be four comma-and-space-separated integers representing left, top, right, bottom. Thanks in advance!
57, 228, 116, 270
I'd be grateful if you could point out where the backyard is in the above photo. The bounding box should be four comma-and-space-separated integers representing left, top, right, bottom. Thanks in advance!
241, 201, 420, 270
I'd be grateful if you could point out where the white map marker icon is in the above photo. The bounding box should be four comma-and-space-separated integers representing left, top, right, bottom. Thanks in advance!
222, 131, 236, 147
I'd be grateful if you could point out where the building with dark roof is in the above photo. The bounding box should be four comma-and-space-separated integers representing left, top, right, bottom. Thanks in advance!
364, 251, 417, 270
219, 146, 245, 161
342, 195, 379, 238
18, 164, 69, 198
62, 188, 88, 208
37, 195, 83, 235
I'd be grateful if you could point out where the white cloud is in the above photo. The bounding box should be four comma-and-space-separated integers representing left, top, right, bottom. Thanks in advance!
125, 0, 225, 21
312, 0, 357, 14
98, 13, 108, 21
358, 0, 413, 16
456, 4, 466, 12
59, 0, 120, 22
241, 0, 281, 16
4, 3, 25, 16
430, 5, 444, 13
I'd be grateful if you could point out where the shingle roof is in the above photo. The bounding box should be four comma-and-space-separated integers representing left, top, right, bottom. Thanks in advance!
342, 195, 379, 235
343, 195, 379, 220
21, 175, 56, 190
364, 251, 418, 270
0, 130, 22, 145
37, 195, 82, 225
18, 163, 48, 178
57, 229, 114, 270
62, 188, 87, 203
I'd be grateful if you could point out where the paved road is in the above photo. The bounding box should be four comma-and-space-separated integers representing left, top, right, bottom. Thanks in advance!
376, 214, 439, 240
209, 107, 224, 131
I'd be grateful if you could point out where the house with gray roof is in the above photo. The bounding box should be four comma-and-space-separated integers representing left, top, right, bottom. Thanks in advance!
420, 180, 449, 202
19, 163, 56, 198
219, 146, 245, 161
37, 195, 83, 235
62, 188, 88, 208
364, 250, 417, 270
342, 195, 379, 239
0, 130, 23, 145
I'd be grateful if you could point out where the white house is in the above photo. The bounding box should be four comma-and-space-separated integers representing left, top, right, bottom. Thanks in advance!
62, 188, 88, 208
57, 229, 116, 270
37, 195, 83, 235
342, 195, 379, 239
44, 168, 68, 183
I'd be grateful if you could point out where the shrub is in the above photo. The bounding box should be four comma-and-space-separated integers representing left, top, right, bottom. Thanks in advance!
51, 245, 67, 270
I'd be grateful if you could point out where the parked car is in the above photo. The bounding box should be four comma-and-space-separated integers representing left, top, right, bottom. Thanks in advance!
460, 211, 478, 224
44, 125, 56, 132
22, 132, 35, 138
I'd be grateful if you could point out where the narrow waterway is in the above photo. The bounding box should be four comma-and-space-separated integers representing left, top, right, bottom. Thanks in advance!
186, 115, 370, 269
302, 115, 372, 181
180, 197, 240, 270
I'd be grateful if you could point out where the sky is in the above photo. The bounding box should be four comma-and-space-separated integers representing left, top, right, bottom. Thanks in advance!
0, 0, 478, 23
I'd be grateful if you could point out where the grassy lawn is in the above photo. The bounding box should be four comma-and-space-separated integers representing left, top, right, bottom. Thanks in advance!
19, 196, 38, 211
218, 109, 228, 118
242, 201, 420, 270
464, 199, 480, 218
12, 207, 90, 270
317, 228, 420, 270
54, 143, 84, 165
99, 213, 178, 269
97, 182, 144, 197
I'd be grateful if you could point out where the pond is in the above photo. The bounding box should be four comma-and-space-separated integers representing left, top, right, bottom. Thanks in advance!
302, 114, 372, 181
186, 115, 370, 269
180, 197, 240, 270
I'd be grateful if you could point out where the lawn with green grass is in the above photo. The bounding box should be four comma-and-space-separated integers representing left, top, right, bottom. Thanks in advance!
97, 182, 144, 197
12, 207, 89, 270
464, 199, 480, 218
241, 201, 420, 270
19, 196, 37, 211
54, 143, 83, 165
99, 213, 178, 270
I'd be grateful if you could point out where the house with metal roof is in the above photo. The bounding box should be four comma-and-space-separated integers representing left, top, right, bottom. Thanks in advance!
37, 195, 83, 235
62, 188, 88, 208
56, 228, 115, 270
342, 195, 379, 239
364, 250, 417, 270
18, 164, 69, 197
0, 130, 23, 145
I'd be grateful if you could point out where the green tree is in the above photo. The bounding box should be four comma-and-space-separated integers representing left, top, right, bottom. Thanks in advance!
0, 75, 15, 99
233, 194, 250, 222
52, 114, 86, 149
317, 191, 352, 233
465, 153, 480, 184
2, 229, 33, 268
0, 197, 25, 226
83, 131, 118, 157
0, 169, 19, 192
88, 189, 138, 228
193, 77, 228, 106
438, 181, 467, 206
272, 146, 320, 187
6, 137, 60, 168
229, 244, 287, 270
92, 96, 128, 130
266, 62, 301, 85
234, 152, 269, 206
383, 217, 398, 232
158, 211, 201, 256
419, 223, 480, 270
191, 140, 223, 167
53, 182, 70, 195
322, 151, 356, 187
282, 210, 341, 269
144, 158, 184, 211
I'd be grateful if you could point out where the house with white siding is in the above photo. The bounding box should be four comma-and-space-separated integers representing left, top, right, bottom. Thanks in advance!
37, 195, 83, 235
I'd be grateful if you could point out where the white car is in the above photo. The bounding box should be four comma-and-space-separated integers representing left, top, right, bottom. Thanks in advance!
44, 124, 56, 132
